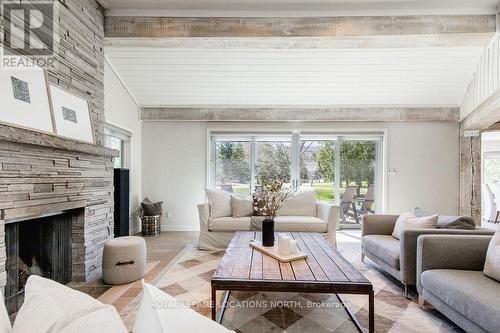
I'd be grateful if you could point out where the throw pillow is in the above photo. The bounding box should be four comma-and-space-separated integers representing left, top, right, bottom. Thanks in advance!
484, 231, 500, 282
13, 275, 126, 333
412, 207, 434, 217
392, 211, 438, 240
59, 306, 128, 333
231, 194, 253, 218
437, 215, 476, 229
278, 191, 317, 217
0, 292, 11, 333
205, 189, 232, 218
133, 281, 234, 333
141, 200, 163, 216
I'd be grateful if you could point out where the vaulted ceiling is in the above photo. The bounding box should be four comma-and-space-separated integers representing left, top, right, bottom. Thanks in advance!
103, 1, 497, 108
105, 47, 483, 107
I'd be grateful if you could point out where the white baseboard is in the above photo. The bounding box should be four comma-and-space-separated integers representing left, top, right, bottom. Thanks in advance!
161, 224, 200, 232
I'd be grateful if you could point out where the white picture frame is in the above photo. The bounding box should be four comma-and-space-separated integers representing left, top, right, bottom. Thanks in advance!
0, 68, 55, 134
49, 84, 94, 144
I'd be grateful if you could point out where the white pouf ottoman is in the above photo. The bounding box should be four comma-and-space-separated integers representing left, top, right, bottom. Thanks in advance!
102, 236, 146, 285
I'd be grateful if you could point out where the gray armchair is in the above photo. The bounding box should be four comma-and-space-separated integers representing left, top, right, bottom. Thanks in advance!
417, 235, 498, 333
361, 214, 494, 298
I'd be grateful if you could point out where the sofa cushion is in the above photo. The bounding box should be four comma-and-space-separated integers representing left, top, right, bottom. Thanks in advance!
59, 306, 127, 333
230, 194, 253, 218
13, 275, 126, 333
274, 216, 327, 232
483, 231, 500, 282
134, 282, 234, 333
209, 217, 251, 231
205, 189, 232, 218
279, 191, 317, 216
421, 269, 500, 333
363, 235, 400, 269
0, 292, 11, 333
392, 211, 438, 240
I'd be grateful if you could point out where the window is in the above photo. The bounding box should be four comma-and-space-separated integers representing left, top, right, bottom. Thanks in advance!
210, 131, 384, 227
214, 141, 251, 193
104, 124, 131, 169
106, 135, 124, 168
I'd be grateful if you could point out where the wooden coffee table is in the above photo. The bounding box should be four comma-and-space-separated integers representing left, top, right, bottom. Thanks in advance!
211, 231, 374, 332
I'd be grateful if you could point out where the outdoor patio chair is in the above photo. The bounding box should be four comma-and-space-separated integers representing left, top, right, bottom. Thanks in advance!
340, 185, 359, 224
358, 184, 375, 215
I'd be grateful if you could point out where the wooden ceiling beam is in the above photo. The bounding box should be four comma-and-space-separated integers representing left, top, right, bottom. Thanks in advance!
105, 15, 496, 38
141, 107, 459, 122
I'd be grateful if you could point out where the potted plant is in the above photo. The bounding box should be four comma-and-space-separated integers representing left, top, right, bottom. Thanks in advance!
254, 180, 293, 246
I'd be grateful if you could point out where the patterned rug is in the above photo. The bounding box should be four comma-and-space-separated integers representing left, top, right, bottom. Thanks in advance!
153, 240, 462, 333
93, 235, 464, 333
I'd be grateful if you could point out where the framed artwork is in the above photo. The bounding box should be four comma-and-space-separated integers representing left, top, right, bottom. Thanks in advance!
0, 68, 55, 133
49, 84, 94, 143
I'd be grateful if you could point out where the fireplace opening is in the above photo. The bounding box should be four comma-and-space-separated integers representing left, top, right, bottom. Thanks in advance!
4, 211, 77, 315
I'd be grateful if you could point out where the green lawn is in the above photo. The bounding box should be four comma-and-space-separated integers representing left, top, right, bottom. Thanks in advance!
233, 186, 251, 194
227, 183, 369, 204
310, 183, 335, 201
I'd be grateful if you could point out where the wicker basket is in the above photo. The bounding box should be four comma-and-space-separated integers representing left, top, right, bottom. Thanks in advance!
141, 215, 161, 236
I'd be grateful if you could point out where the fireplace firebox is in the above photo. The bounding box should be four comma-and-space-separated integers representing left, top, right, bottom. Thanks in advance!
4, 210, 79, 314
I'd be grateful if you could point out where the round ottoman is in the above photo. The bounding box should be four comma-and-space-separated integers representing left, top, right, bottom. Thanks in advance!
102, 236, 146, 285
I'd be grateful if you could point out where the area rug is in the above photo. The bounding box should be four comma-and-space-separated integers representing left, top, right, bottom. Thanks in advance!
119, 239, 462, 333
93, 236, 463, 333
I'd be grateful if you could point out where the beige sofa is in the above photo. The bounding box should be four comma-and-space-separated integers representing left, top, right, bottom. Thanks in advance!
198, 191, 339, 250
361, 214, 494, 297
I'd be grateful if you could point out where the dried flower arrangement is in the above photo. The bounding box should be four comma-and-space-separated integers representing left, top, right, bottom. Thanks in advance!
253, 180, 294, 220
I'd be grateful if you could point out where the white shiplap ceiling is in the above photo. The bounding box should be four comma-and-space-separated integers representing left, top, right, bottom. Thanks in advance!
105, 47, 483, 107
102, 0, 500, 16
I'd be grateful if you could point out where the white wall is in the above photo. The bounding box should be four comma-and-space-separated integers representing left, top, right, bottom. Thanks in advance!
104, 60, 142, 234
142, 121, 459, 231
142, 122, 207, 231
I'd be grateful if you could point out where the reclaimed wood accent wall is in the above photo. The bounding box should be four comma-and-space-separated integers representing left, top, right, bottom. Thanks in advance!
1, 0, 106, 145
459, 131, 482, 224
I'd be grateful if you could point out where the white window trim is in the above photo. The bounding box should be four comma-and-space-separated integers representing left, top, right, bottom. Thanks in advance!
104, 123, 132, 169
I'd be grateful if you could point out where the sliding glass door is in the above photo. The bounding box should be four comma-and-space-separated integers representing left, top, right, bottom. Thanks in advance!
210, 131, 383, 228
338, 140, 378, 227
298, 138, 338, 201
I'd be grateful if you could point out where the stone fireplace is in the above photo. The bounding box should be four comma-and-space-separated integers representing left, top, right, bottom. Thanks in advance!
0, 0, 116, 306
0, 125, 118, 300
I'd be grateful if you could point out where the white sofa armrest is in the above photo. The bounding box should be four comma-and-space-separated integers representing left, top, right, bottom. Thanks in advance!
316, 201, 339, 232
198, 203, 210, 232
